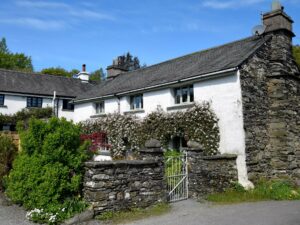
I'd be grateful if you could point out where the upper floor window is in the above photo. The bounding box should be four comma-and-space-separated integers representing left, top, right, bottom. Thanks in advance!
0, 94, 4, 106
95, 101, 105, 114
174, 85, 194, 104
27, 97, 43, 108
130, 94, 143, 110
62, 99, 74, 111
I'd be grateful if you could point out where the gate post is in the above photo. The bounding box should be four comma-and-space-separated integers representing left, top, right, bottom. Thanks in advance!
139, 139, 167, 202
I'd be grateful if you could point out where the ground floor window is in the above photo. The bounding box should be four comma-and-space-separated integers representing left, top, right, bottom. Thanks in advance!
95, 101, 105, 114
0, 94, 4, 106
27, 97, 43, 108
62, 99, 74, 111
170, 136, 188, 150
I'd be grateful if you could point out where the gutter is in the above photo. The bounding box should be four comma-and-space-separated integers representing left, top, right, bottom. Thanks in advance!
73, 67, 238, 103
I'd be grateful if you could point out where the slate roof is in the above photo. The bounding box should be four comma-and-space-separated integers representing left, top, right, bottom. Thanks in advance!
0, 69, 95, 98
75, 36, 269, 102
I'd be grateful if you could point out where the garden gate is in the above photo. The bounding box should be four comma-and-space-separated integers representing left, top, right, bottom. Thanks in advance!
165, 151, 188, 202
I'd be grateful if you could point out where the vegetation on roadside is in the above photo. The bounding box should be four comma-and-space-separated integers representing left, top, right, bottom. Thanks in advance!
0, 135, 17, 191
96, 203, 171, 225
4, 118, 91, 224
207, 179, 300, 204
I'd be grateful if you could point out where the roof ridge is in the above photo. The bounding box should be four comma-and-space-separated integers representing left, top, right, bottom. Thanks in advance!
117, 35, 262, 77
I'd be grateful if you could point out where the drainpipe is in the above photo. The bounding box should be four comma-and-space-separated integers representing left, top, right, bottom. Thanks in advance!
117, 96, 121, 114
52, 91, 56, 117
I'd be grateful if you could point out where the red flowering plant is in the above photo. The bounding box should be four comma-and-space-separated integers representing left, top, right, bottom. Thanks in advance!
80, 132, 111, 154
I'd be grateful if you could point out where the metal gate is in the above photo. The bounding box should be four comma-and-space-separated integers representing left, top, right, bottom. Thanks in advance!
165, 151, 188, 202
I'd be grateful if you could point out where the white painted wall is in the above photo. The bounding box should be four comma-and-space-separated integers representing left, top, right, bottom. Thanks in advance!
73, 72, 251, 187
0, 94, 52, 115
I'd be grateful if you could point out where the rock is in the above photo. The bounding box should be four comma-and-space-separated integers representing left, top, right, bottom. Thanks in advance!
62, 208, 94, 225
145, 139, 161, 148
187, 140, 203, 149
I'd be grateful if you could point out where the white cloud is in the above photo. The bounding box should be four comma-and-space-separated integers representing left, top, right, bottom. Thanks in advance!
202, 0, 266, 9
14, 0, 115, 21
0, 18, 66, 30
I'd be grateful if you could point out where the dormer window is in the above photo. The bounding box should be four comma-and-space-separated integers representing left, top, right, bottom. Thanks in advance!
174, 85, 194, 104
0, 94, 4, 106
27, 97, 43, 108
130, 94, 143, 110
95, 101, 105, 114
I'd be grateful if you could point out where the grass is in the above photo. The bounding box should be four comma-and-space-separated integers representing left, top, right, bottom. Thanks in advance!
207, 179, 300, 204
96, 203, 171, 224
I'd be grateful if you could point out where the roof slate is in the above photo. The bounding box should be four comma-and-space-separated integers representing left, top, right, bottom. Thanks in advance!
0, 69, 94, 98
76, 36, 269, 101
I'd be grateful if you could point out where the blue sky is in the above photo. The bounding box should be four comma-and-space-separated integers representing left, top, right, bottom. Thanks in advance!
1, 0, 300, 72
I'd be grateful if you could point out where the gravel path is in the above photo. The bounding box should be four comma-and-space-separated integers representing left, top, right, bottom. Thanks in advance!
124, 200, 300, 225
0, 193, 33, 225
1, 198, 300, 225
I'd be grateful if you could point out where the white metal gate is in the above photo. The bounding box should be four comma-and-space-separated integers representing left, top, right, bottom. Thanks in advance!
165, 151, 188, 202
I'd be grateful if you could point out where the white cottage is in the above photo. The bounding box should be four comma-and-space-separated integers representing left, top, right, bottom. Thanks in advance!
0, 3, 299, 187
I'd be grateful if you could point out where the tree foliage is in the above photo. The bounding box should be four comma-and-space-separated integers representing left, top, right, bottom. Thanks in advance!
116, 52, 143, 71
0, 38, 33, 72
90, 68, 105, 81
40, 67, 79, 78
293, 45, 300, 67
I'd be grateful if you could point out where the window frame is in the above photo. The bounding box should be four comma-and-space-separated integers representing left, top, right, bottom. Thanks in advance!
62, 99, 74, 111
130, 94, 143, 110
27, 97, 43, 108
174, 85, 194, 105
95, 101, 105, 114
0, 94, 4, 106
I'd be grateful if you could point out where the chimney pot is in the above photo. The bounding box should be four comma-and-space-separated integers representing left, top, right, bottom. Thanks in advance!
82, 64, 86, 72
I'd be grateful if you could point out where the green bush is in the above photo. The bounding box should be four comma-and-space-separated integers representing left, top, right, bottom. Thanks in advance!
0, 134, 17, 190
5, 117, 90, 224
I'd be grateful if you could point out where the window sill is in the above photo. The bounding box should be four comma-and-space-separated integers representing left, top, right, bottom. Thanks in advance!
167, 102, 195, 111
90, 113, 107, 118
26, 106, 43, 109
62, 109, 74, 112
0, 105, 7, 108
124, 109, 145, 115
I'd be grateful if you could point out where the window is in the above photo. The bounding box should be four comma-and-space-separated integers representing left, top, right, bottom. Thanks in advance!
0, 94, 4, 106
27, 97, 43, 108
95, 101, 105, 114
62, 99, 74, 111
174, 85, 194, 104
130, 94, 143, 110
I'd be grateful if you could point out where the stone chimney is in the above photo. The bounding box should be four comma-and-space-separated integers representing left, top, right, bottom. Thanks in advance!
262, 1, 298, 77
78, 64, 89, 82
106, 56, 128, 80
262, 1, 295, 38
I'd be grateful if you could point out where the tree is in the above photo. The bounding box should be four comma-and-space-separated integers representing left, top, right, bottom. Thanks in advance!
117, 52, 142, 71
40, 67, 79, 78
0, 38, 9, 53
0, 37, 33, 72
293, 45, 300, 68
90, 68, 105, 81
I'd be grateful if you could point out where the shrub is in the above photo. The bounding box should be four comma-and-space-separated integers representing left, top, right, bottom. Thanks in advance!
5, 117, 90, 224
0, 134, 17, 190
81, 103, 220, 157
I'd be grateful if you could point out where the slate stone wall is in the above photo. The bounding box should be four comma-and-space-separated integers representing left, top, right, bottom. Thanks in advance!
84, 146, 166, 215
240, 32, 300, 181
187, 149, 238, 198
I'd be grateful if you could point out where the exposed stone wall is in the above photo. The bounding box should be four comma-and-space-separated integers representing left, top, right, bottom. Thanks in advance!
187, 149, 238, 198
84, 142, 166, 215
240, 32, 300, 181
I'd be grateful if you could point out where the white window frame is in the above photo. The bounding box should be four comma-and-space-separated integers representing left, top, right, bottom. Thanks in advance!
130, 94, 143, 110
174, 85, 194, 105
95, 101, 105, 114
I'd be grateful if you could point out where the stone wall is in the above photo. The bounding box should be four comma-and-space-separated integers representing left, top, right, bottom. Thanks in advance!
240, 31, 300, 181
187, 148, 238, 198
84, 142, 166, 215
